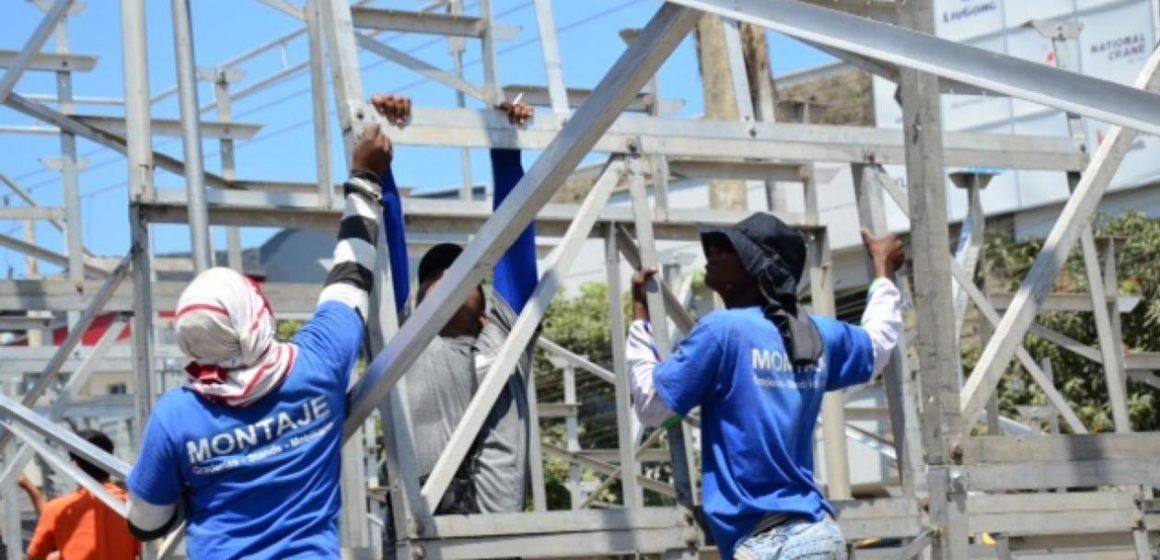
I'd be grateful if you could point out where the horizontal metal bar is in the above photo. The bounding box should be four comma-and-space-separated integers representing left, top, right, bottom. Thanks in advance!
965, 460, 1160, 491
0, 278, 317, 313
573, 448, 673, 463
667, 158, 807, 182
957, 434, 1160, 464
74, 115, 262, 140
0, 207, 64, 220
990, 292, 1141, 314
501, 85, 669, 113
371, 107, 1086, 170
143, 187, 789, 238
535, 402, 578, 418
1125, 352, 1160, 371
415, 526, 696, 559
352, 6, 519, 39
0, 50, 97, 73
427, 507, 690, 538
0, 315, 57, 330
670, 0, 1160, 136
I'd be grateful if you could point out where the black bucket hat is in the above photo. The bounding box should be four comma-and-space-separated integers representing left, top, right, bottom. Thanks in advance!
698, 213, 822, 367
698, 213, 807, 296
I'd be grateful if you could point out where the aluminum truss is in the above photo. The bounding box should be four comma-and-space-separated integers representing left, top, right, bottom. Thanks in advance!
1, 0, 1159, 559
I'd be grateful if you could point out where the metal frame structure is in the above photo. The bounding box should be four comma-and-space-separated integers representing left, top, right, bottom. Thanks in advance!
1, 0, 1159, 558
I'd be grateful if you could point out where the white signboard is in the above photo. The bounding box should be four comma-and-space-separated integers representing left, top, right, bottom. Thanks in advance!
874, 0, 1160, 219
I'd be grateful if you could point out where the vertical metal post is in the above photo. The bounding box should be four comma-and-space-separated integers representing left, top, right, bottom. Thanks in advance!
526, 364, 549, 512
3, 481, 21, 560
897, 0, 968, 556
306, 0, 335, 209
532, 0, 570, 122
1102, 239, 1127, 390
477, 0, 503, 106
44, 2, 84, 315
449, 0, 474, 201
803, 168, 850, 500
625, 157, 697, 517
604, 223, 642, 508
212, 71, 244, 270
852, 163, 922, 497
170, 0, 212, 271
562, 362, 582, 509
121, 6, 157, 527
319, 0, 382, 550
951, 181, 986, 341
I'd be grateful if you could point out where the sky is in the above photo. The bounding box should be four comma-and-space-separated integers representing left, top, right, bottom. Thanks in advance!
0, 0, 833, 276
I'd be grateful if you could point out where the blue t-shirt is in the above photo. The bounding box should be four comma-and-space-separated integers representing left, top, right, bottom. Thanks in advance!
128, 302, 363, 559
653, 307, 873, 559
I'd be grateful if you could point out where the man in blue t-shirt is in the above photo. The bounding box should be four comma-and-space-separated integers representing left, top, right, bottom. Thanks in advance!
626, 213, 904, 559
125, 123, 398, 559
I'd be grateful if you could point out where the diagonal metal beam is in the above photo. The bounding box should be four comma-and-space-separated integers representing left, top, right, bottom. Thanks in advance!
0, 0, 76, 103
961, 46, 1160, 425
343, 3, 701, 436
0, 252, 131, 452
667, 0, 1160, 136
420, 157, 627, 512
0, 393, 132, 479
6, 422, 129, 518
3, 92, 235, 190
613, 224, 695, 334
804, 39, 991, 97
869, 167, 1088, 433
0, 233, 110, 277
0, 316, 129, 492
355, 33, 494, 105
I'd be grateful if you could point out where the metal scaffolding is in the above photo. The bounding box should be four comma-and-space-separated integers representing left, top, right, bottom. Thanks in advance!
1, 0, 1159, 558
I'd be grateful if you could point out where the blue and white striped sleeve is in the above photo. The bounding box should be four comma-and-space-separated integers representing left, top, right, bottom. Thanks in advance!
318, 173, 381, 320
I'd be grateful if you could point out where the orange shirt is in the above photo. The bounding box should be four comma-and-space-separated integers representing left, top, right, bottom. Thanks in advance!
27, 483, 140, 560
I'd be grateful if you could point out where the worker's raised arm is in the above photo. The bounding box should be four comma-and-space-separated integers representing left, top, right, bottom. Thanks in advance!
371, 94, 413, 315
821, 230, 905, 392
315, 124, 392, 319
491, 101, 538, 312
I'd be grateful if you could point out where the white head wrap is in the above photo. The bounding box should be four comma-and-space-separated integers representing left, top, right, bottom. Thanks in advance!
175, 267, 297, 407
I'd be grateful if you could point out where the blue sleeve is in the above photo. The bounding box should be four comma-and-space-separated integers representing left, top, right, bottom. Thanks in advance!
295, 302, 365, 389
816, 317, 875, 391
490, 149, 537, 313
128, 413, 182, 505
653, 314, 728, 416
380, 168, 410, 314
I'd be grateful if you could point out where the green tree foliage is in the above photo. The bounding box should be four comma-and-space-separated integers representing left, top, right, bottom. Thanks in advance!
534, 282, 678, 509
971, 212, 1160, 432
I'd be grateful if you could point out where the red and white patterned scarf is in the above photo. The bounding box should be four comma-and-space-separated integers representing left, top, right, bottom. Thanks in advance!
175, 268, 298, 407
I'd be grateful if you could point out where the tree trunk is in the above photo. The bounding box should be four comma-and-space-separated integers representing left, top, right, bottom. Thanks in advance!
695, 15, 748, 212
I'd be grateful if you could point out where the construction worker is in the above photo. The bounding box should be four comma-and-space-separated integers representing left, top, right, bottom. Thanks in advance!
626, 214, 904, 559
27, 429, 140, 560
124, 123, 396, 559
369, 95, 538, 515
